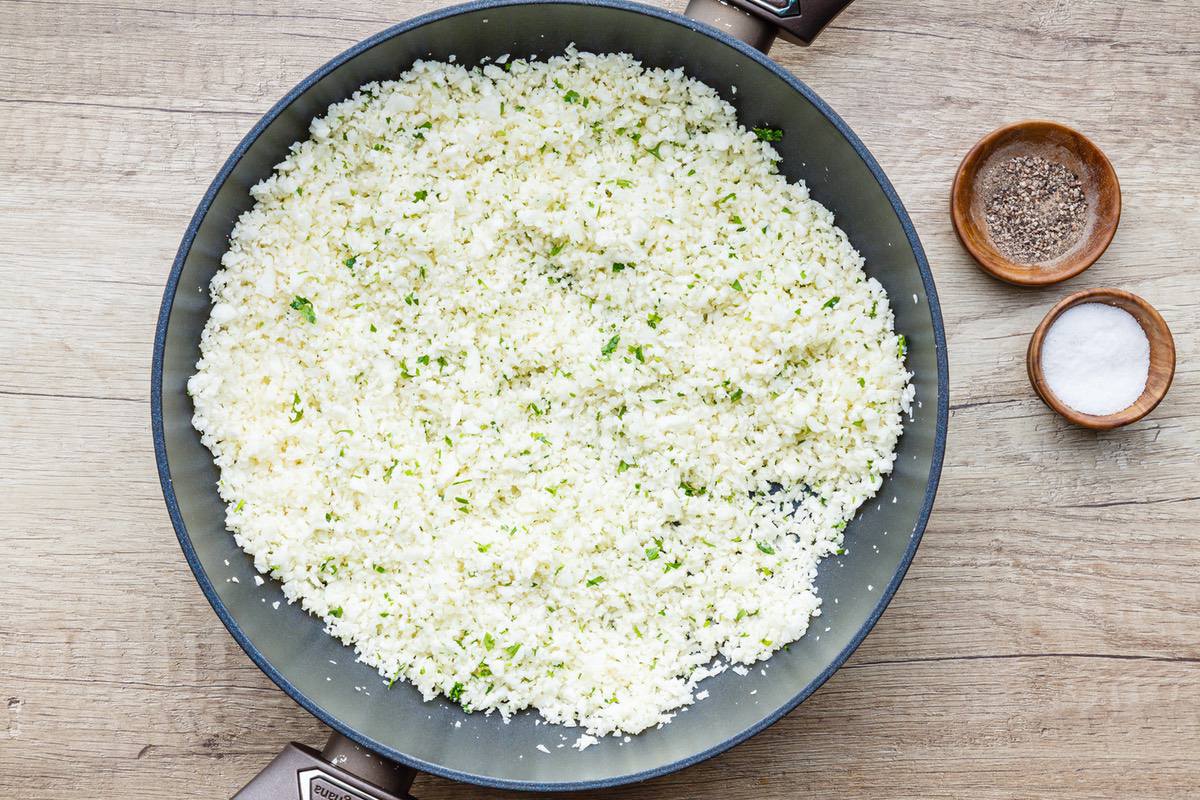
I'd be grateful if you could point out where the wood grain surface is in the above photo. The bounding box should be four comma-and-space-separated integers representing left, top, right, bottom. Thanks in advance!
2, 1, 1197, 797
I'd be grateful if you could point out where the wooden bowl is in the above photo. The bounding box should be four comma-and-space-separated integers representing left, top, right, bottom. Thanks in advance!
951, 121, 1121, 286
1027, 288, 1175, 430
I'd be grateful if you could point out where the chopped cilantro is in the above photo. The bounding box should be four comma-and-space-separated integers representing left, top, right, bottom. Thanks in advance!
601, 333, 620, 357
483, 632, 495, 651
563, 89, 581, 103
628, 344, 645, 363
289, 296, 315, 323
618, 460, 634, 474
343, 256, 357, 268
756, 541, 775, 555
288, 392, 304, 424
413, 189, 428, 201
730, 279, 744, 293
504, 643, 521, 658
612, 262, 627, 272
646, 311, 662, 329
329, 606, 343, 618
752, 126, 784, 142
822, 296, 841, 309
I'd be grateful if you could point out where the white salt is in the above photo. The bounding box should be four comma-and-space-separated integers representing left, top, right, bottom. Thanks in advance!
1041, 303, 1149, 416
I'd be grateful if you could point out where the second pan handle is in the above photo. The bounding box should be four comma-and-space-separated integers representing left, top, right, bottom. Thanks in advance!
684, 0, 854, 52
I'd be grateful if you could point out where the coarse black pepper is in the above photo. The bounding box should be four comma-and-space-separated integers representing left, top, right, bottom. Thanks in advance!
983, 155, 1088, 264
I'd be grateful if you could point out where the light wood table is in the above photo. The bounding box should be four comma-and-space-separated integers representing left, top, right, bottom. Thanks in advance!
2, 1, 1197, 797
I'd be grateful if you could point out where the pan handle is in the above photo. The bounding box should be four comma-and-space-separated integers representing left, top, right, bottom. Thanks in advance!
231, 732, 419, 799
684, 0, 854, 52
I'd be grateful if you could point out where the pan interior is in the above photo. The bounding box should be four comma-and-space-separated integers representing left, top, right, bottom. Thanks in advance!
155, 0, 944, 789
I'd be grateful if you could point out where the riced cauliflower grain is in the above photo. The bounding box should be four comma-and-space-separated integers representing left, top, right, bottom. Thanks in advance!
189, 49, 912, 737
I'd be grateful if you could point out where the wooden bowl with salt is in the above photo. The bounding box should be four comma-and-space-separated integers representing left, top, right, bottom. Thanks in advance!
952, 121, 1121, 286
1028, 288, 1175, 430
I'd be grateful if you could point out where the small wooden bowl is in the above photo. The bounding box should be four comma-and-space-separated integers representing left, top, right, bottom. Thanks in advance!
1027, 288, 1175, 430
951, 121, 1121, 286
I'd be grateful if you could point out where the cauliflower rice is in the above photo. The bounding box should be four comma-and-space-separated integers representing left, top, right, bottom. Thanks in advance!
189, 49, 913, 736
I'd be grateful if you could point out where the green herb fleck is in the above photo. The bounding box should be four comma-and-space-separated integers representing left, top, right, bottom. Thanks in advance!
646, 312, 661, 329
413, 189, 428, 201
730, 279, 743, 293
504, 643, 521, 658
645, 547, 660, 561
563, 89, 581, 103
822, 296, 841, 310
448, 682, 465, 702
601, 333, 621, 357
290, 296, 315, 323
753, 126, 784, 142
628, 344, 645, 363
288, 392, 304, 423
586, 576, 606, 587
756, 541, 775, 555
483, 632, 495, 651
329, 606, 343, 618
612, 262, 627, 272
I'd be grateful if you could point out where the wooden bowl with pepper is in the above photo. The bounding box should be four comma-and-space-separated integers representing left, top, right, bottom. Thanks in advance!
951, 120, 1121, 286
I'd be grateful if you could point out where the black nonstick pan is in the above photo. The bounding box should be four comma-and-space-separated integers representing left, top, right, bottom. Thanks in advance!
151, 0, 949, 796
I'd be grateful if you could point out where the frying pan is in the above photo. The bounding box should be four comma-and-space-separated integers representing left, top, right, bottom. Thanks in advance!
151, 0, 949, 796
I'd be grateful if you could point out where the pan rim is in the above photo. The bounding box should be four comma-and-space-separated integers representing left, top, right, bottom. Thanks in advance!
151, 0, 949, 790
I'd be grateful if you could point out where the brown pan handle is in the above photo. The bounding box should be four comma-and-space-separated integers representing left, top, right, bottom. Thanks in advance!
232, 732, 418, 800
684, 0, 854, 52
